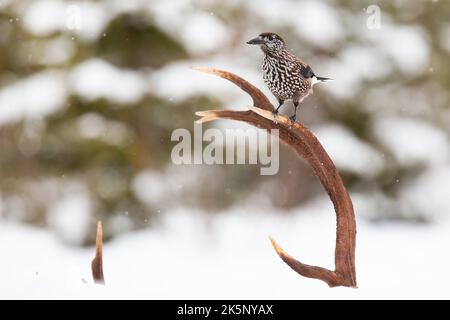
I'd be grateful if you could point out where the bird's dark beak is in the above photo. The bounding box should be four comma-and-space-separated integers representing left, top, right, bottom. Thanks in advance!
246, 37, 265, 45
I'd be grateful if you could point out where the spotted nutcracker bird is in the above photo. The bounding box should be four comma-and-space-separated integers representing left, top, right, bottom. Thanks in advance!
247, 32, 332, 122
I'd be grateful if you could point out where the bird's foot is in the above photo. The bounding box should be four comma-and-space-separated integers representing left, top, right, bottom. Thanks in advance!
289, 114, 297, 124
271, 110, 279, 123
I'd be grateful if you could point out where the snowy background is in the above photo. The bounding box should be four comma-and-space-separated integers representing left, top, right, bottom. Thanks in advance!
0, 0, 449, 299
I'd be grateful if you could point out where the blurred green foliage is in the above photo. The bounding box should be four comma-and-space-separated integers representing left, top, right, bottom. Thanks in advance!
96, 14, 188, 68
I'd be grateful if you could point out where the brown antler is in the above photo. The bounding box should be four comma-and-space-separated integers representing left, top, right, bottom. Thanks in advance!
193, 67, 357, 287
91, 220, 105, 285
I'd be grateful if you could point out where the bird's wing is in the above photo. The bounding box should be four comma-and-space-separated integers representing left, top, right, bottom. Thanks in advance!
294, 56, 332, 82
298, 63, 315, 79
288, 52, 315, 78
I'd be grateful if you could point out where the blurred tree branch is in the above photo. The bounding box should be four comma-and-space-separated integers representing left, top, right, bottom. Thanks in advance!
194, 67, 357, 288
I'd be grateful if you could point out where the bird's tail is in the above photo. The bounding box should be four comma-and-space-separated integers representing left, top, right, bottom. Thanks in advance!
315, 76, 333, 82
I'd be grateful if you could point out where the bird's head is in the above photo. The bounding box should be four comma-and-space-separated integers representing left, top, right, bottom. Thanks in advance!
246, 32, 286, 55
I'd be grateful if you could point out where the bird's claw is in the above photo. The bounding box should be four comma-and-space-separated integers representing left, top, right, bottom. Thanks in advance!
271, 110, 279, 123
289, 114, 297, 125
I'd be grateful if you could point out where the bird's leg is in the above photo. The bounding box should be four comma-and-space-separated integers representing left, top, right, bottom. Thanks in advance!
289, 101, 299, 123
272, 99, 284, 117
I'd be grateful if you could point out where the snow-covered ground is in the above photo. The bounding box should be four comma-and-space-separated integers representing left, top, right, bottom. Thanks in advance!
1, 198, 449, 299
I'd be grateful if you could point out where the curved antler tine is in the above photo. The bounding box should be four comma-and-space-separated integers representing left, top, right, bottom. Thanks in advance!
191, 67, 275, 112
91, 221, 105, 285
269, 237, 341, 287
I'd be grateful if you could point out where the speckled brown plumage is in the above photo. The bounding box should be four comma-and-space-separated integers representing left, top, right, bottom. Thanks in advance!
247, 32, 331, 122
